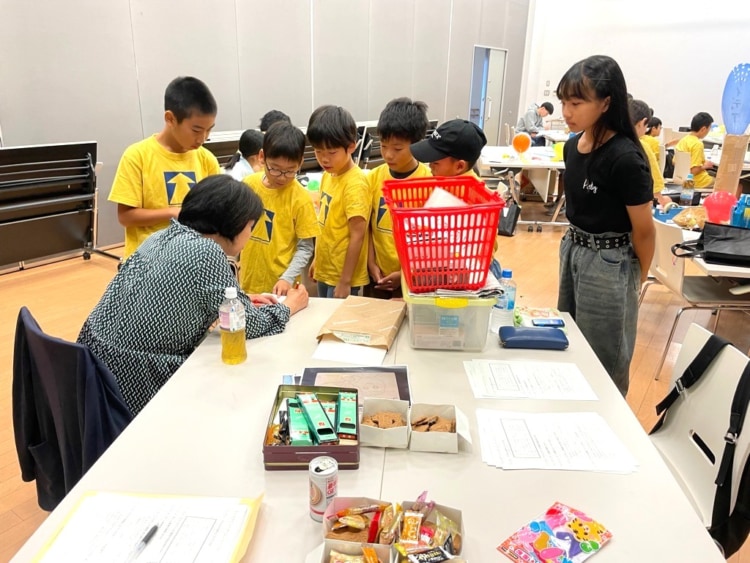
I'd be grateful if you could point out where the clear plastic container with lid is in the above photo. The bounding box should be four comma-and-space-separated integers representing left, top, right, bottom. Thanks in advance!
219, 287, 247, 364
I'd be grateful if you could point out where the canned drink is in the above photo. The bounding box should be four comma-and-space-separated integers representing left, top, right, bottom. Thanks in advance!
309, 456, 338, 521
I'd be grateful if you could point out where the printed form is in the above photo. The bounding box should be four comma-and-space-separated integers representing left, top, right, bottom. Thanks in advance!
476, 410, 637, 473
464, 359, 597, 401
36, 492, 261, 563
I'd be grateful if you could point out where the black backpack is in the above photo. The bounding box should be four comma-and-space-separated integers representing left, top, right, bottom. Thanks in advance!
650, 334, 750, 557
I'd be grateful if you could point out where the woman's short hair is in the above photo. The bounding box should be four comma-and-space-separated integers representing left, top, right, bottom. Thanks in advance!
179, 175, 263, 241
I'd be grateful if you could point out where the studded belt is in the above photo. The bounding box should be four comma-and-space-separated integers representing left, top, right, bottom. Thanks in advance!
568, 228, 630, 251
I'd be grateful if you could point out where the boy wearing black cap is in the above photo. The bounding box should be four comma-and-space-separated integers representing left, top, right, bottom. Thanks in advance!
410, 119, 487, 177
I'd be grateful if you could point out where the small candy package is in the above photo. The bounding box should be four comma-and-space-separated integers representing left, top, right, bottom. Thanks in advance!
395, 492, 463, 558
324, 497, 395, 546
498, 502, 612, 563
322, 540, 391, 563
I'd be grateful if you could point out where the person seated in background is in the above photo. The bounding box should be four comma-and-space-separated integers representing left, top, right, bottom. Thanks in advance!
239, 122, 319, 296
259, 109, 292, 132
516, 101, 554, 147
674, 112, 716, 188
78, 175, 309, 416
629, 99, 669, 206
366, 97, 431, 299
642, 116, 662, 159
225, 129, 263, 181
109, 76, 221, 259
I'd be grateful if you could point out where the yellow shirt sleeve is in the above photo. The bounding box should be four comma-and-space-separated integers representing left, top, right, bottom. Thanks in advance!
640, 139, 664, 194
109, 143, 145, 208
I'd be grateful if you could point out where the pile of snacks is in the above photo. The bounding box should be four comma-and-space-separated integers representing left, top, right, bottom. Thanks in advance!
328, 547, 381, 563
362, 412, 407, 429
672, 205, 707, 230
411, 416, 455, 433
324, 492, 464, 562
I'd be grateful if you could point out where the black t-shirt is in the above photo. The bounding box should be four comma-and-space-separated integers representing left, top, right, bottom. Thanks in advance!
563, 133, 653, 234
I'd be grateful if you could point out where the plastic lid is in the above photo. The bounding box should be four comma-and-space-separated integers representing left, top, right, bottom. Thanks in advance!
501, 269, 513, 278
224, 287, 238, 299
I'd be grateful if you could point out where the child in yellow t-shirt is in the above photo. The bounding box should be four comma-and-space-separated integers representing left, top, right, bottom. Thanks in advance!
642, 117, 661, 160
674, 112, 716, 189
239, 122, 320, 296
109, 76, 221, 257
366, 98, 431, 299
307, 106, 371, 298
629, 99, 664, 202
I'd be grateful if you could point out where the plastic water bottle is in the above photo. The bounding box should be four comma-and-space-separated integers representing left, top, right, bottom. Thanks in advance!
490, 269, 516, 334
219, 287, 247, 364
680, 173, 695, 207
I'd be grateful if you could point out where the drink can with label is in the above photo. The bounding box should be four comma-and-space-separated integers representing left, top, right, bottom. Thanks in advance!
309, 456, 338, 521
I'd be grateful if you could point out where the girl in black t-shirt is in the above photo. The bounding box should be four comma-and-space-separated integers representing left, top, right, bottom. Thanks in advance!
555, 55, 655, 396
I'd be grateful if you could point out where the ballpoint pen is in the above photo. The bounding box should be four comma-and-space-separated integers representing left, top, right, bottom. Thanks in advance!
131, 525, 158, 560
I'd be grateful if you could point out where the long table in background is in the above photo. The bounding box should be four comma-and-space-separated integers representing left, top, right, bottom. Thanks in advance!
12, 299, 725, 562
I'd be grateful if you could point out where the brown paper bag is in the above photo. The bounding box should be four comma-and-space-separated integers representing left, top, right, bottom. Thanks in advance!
317, 296, 406, 350
714, 134, 750, 198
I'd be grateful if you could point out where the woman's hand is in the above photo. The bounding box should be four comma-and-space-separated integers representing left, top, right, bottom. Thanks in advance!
284, 285, 309, 315
250, 293, 278, 306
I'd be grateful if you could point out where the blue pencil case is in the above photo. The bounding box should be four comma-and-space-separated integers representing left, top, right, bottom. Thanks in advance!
498, 326, 569, 350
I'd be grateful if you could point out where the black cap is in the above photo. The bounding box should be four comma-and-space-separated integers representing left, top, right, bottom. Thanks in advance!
410, 119, 487, 163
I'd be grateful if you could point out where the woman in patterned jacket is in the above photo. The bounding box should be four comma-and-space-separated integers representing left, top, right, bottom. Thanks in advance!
78, 175, 309, 415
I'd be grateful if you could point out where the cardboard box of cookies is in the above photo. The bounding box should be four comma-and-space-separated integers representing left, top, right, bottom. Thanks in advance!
408, 404, 458, 454
360, 398, 410, 449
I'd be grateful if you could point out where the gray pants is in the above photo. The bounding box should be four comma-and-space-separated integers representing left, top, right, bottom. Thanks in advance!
557, 229, 641, 396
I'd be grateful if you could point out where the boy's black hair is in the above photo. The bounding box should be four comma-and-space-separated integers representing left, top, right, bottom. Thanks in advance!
690, 112, 714, 132
628, 99, 651, 126
541, 102, 554, 115
647, 116, 662, 132
306, 105, 358, 149
164, 76, 217, 122
377, 97, 429, 143
556, 55, 639, 150
259, 110, 291, 132
263, 121, 305, 162
226, 129, 264, 170
179, 175, 263, 241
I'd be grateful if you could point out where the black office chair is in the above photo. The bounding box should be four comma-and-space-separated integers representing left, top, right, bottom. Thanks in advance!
13, 307, 132, 510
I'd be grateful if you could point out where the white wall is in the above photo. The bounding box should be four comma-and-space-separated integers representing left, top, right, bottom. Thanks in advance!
521, 0, 750, 130
0, 0, 530, 247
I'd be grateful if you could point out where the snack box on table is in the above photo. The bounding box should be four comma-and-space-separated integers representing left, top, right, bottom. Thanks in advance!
403, 287, 494, 351
400, 501, 464, 558
408, 404, 458, 454
360, 398, 411, 449
263, 385, 360, 470
322, 496, 395, 562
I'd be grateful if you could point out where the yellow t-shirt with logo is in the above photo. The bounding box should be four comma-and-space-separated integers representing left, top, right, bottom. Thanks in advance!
640, 134, 660, 161
675, 134, 712, 188
315, 166, 371, 287
368, 163, 431, 277
238, 172, 320, 294
639, 139, 664, 194
109, 135, 221, 257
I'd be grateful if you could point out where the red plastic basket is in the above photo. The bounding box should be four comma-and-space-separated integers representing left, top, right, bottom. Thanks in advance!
382, 176, 504, 293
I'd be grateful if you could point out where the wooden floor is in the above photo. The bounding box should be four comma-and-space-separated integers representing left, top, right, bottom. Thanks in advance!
1, 211, 749, 561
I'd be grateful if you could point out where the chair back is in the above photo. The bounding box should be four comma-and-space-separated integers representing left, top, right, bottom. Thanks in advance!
651, 218, 686, 295
673, 150, 691, 184
650, 323, 750, 526
663, 127, 688, 145
13, 307, 132, 510
658, 144, 667, 176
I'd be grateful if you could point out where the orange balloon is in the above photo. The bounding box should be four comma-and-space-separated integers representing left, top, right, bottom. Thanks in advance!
512, 132, 532, 153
